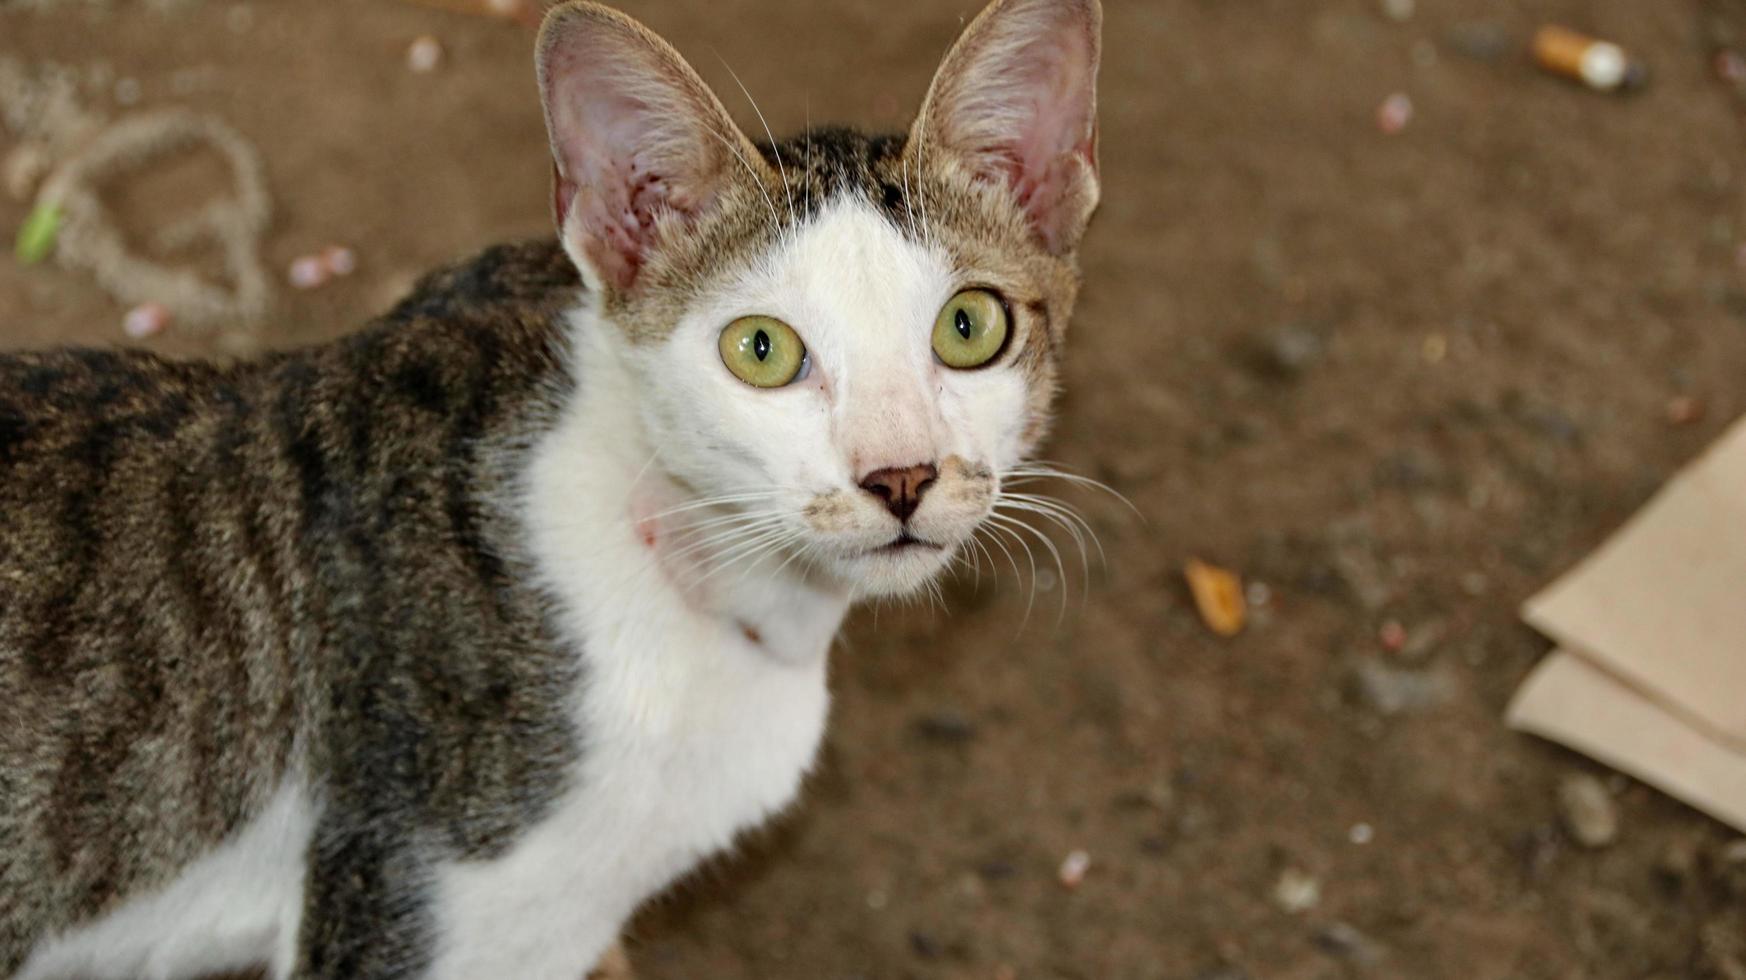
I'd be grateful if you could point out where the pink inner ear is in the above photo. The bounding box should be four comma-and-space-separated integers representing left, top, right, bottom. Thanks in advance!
1003, 73, 1094, 199
575, 160, 705, 291
923, 3, 1100, 253
541, 25, 738, 292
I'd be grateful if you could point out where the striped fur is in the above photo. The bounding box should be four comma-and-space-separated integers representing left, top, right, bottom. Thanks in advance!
1, 240, 584, 975
0, 0, 1102, 974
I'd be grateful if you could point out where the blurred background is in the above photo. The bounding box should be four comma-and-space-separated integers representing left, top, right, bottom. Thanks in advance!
4, 1, 1746, 977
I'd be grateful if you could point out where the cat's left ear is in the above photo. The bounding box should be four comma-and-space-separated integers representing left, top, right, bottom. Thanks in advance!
535, 2, 772, 293
908, 0, 1102, 255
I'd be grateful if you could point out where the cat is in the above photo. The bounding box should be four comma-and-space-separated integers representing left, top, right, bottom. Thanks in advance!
0, 0, 1102, 976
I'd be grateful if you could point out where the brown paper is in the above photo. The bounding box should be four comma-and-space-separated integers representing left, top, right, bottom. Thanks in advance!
1510, 416, 1746, 833
1507, 651, 1746, 833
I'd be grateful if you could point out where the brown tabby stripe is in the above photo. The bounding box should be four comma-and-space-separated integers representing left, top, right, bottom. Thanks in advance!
1, 240, 586, 974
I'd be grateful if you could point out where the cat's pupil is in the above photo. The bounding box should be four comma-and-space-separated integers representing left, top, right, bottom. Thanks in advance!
753, 330, 771, 361
954, 309, 973, 340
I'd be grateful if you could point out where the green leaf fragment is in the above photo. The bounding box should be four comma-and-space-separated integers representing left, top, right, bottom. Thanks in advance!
15, 202, 63, 265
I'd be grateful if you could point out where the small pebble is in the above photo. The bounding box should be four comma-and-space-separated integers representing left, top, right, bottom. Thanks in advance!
1315, 922, 1385, 964
1422, 333, 1448, 363
216, 330, 263, 360
3, 145, 50, 201
1715, 841, 1746, 899
1376, 92, 1413, 135
1557, 773, 1619, 848
1244, 580, 1272, 608
288, 255, 330, 290
1656, 837, 1699, 890
321, 245, 358, 277
1665, 395, 1705, 426
1272, 867, 1320, 913
1718, 50, 1746, 85
1379, 0, 1414, 22
1349, 822, 1375, 845
1354, 658, 1454, 716
1191, 970, 1254, 980
1445, 21, 1513, 64
1378, 620, 1407, 653
122, 302, 171, 339
1253, 323, 1324, 380
977, 859, 1017, 881
910, 709, 977, 744
408, 35, 445, 74
1058, 849, 1091, 889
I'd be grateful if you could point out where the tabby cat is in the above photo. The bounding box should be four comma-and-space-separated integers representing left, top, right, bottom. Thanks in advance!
0, 0, 1102, 976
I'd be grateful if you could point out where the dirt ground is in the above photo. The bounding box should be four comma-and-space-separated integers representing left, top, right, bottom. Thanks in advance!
5, 0, 1746, 977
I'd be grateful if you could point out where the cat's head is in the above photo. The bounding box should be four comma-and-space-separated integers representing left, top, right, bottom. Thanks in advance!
536, 0, 1100, 598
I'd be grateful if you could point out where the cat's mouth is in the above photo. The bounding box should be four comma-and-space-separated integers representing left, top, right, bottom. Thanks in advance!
873, 531, 943, 555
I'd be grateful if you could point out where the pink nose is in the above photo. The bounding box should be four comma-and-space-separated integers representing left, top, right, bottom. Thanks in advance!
858, 463, 938, 521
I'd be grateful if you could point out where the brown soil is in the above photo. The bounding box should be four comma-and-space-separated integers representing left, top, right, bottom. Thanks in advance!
4, 1, 1746, 978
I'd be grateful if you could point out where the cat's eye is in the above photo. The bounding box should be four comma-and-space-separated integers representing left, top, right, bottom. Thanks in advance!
719, 316, 808, 388
931, 289, 1009, 369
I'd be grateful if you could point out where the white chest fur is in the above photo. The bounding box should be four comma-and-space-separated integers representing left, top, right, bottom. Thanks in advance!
424, 318, 850, 980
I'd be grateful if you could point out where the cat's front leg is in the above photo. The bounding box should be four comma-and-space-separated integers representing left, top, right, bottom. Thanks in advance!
290, 812, 439, 980
291, 812, 627, 980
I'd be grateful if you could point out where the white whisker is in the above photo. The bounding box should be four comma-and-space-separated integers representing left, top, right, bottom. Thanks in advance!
981, 517, 1037, 628
663, 516, 790, 564
644, 489, 792, 522
701, 125, 780, 227
718, 56, 795, 227
987, 511, 1068, 624
1004, 462, 1144, 520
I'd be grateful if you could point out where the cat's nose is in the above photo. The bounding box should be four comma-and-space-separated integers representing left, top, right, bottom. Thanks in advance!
859, 463, 939, 521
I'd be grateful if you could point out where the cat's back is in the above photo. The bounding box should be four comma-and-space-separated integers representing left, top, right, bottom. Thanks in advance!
0, 342, 300, 969
0, 237, 585, 972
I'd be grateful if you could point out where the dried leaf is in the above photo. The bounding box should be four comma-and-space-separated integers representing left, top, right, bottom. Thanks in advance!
15, 200, 61, 265
1185, 558, 1246, 637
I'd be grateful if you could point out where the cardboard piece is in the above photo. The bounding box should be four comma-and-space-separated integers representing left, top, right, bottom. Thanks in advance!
1507, 652, 1746, 832
1509, 417, 1746, 834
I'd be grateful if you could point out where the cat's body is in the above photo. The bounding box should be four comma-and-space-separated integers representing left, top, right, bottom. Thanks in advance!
3, 241, 586, 977
1, 1, 1103, 976
2, 233, 844, 979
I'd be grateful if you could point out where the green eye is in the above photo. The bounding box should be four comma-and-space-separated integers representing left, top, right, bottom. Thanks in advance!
719, 316, 807, 388
931, 289, 1009, 369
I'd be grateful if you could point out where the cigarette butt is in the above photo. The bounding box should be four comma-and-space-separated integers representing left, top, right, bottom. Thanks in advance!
1532, 25, 1646, 93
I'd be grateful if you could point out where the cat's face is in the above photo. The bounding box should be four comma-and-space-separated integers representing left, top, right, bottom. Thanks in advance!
539, 0, 1100, 598
627, 193, 1053, 597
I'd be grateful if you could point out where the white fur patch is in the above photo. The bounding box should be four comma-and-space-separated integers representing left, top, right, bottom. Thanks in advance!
422, 309, 848, 979
414, 200, 1031, 976
16, 777, 315, 980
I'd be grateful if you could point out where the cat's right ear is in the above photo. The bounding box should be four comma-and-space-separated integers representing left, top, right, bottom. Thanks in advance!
536, 2, 771, 294
908, 0, 1102, 256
